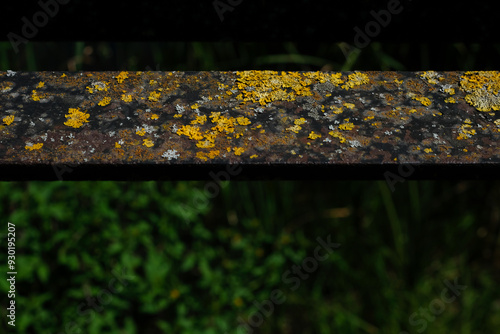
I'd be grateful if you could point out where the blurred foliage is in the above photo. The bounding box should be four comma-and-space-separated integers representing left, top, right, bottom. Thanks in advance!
1, 41, 500, 72
0, 180, 499, 333
0, 42, 500, 333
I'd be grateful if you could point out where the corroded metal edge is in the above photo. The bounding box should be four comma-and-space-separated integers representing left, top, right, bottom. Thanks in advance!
0, 71, 499, 180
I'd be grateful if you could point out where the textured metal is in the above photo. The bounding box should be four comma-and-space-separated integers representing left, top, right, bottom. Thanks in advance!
0, 71, 499, 180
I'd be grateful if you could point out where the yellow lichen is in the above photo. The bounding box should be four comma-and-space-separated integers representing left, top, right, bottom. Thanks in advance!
294, 118, 307, 125
286, 125, 302, 133
236, 116, 251, 125
149, 91, 161, 102
98, 97, 111, 106
329, 130, 346, 143
338, 122, 355, 131
115, 142, 122, 148
444, 97, 456, 103
210, 113, 235, 134
250, 154, 258, 159
196, 152, 208, 161
143, 139, 154, 147
116, 71, 129, 83
196, 140, 215, 148
457, 122, 476, 140
31, 90, 41, 101
330, 106, 343, 114
308, 131, 321, 139
443, 87, 455, 95
233, 147, 245, 155
343, 102, 355, 109
460, 71, 500, 111
234, 71, 320, 105
341, 72, 369, 90
412, 96, 432, 106
136, 128, 146, 136
420, 71, 442, 84
424, 148, 433, 153
191, 115, 207, 125
36, 81, 45, 88
86, 81, 108, 94
3, 115, 14, 125
196, 150, 220, 161
177, 125, 204, 140
64, 108, 90, 128
208, 150, 220, 159
25, 143, 43, 151
151, 114, 159, 120
121, 94, 133, 102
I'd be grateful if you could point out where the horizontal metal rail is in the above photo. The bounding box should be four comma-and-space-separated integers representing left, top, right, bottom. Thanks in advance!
0, 71, 499, 180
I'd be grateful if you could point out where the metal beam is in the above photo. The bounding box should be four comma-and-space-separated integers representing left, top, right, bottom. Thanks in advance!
0, 70, 499, 180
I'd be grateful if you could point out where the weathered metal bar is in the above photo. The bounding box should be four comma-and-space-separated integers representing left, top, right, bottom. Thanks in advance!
0, 70, 499, 180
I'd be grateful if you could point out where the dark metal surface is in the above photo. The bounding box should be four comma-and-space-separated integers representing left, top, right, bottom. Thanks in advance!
0, 71, 499, 180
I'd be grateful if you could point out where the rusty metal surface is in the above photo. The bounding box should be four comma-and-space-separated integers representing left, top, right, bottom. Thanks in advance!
0, 70, 499, 180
